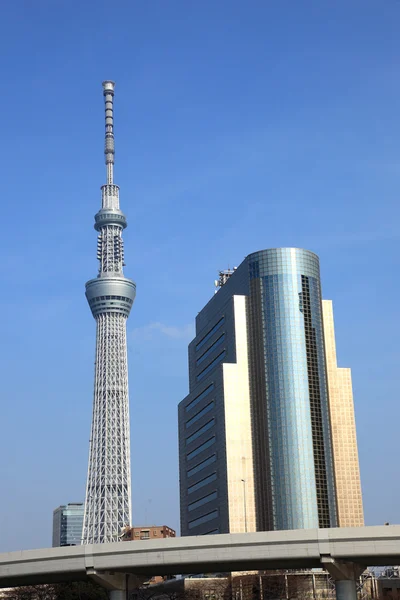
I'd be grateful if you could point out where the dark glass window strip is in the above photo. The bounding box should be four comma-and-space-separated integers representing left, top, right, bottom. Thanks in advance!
301, 274, 331, 528
89, 295, 133, 305
202, 529, 219, 535
186, 419, 215, 446
188, 491, 217, 512
186, 402, 215, 429
185, 384, 214, 413
196, 317, 225, 351
188, 473, 217, 494
187, 437, 215, 461
196, 351, 226, 382
196, 334, 225, 366
187, 454, 216, 477
188, 510, 218, 530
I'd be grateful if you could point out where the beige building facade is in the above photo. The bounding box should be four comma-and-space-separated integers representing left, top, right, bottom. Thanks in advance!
322, 300, 364, 527
222, 296, 256, 533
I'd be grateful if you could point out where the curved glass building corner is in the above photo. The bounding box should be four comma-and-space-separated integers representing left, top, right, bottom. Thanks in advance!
247, 248, 337, 530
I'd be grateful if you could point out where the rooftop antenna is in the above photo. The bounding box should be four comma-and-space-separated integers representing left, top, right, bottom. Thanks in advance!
214, 267, 237, 293
103, 80, 115, 185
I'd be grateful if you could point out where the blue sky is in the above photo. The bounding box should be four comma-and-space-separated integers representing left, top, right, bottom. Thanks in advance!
0, 0, 399, 552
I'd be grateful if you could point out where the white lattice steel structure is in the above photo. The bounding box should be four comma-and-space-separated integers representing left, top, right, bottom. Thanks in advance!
82, 81, 135, 544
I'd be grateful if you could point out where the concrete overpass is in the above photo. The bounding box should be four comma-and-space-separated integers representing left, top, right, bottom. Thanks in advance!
1, 526, 400, 600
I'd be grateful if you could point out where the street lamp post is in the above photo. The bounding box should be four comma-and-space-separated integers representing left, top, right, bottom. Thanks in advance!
241, 478, 248, 533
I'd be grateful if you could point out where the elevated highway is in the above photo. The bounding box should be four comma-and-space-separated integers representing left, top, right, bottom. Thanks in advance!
1, 526, 399, 600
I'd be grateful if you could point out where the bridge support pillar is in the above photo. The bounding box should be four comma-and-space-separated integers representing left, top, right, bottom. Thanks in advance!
109, 591, 125, 600
87, 569, 141, 600
321, 557, 365, 600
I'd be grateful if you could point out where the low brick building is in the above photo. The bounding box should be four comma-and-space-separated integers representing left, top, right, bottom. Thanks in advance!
120, 525, 176, 541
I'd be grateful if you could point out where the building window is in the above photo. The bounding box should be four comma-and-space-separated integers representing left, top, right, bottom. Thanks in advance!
196, 317, 225, 352
187, 454, 217, 477
186, 402, 215, 429
188, 473, 217, 494
196, 335, 225, 366
188, 510, 218, 530
187, 437, 215, 461
188, 491, 217, 512
186, 419, 215, 445
185, 384, 214, 413
203, 529, 219, 535
196, 351, 226, 382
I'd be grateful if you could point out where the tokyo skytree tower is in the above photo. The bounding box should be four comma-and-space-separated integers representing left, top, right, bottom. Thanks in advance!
82, 81, 135, 544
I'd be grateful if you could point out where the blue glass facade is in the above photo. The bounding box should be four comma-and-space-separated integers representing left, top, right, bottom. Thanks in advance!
247, 249, 337, 529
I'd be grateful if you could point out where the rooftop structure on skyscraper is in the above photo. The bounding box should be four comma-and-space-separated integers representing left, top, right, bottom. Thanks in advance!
82, 81, 135, 544
214, 268, 237, 292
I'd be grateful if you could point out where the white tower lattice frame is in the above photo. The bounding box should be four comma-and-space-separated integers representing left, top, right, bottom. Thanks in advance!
82, 81, 135, 544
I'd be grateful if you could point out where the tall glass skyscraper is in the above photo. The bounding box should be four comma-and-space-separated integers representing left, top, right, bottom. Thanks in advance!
178, 248, 363, 535
52, 503, 84, 547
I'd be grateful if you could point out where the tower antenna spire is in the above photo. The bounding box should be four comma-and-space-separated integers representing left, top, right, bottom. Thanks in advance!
103, 80, 115, 185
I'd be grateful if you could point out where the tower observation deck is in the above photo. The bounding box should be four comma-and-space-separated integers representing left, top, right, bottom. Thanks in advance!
82, 81, 135, 544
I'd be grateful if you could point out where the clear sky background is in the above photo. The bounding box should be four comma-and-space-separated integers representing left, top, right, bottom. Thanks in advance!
0, 0, 399, 552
